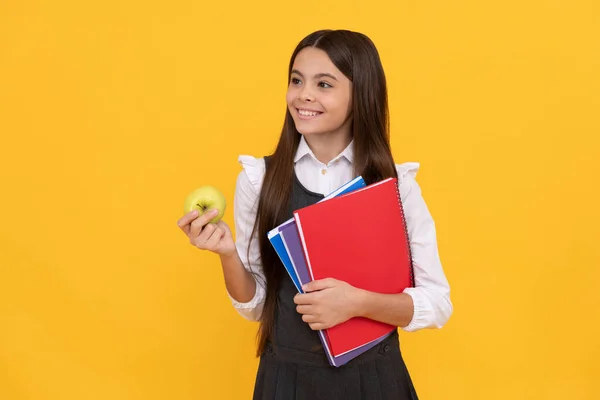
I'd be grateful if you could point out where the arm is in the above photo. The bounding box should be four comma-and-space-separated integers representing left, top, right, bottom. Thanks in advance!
354, 291, 414, 328
177, 198, 264, 321
219, 251, 257, 304
225, 166, 267, 321
295, 279, 414, 331
396, 169, 453, 331
355, 169, 452, 330
177, 158, 267, 321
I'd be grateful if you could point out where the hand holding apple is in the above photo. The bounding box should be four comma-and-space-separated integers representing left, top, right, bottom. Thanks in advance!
177, 186, 236, 257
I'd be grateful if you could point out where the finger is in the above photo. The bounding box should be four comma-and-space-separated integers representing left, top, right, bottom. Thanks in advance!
177, 210, 199, 234
216, 220, 230, 233
303, 278, 337, 293
204, 225, 225, 250
302, 314, 318, 323
189, 209, 217, 238
188, 209, 219, 238
189, 217, 203, 238
295, 305, 312, 315
309, 322, 327, 331
215, 221, 231, 241
195, 223, 217, 245
293, 293, 314, 305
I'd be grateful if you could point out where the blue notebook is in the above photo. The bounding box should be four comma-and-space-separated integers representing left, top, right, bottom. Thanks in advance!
267, 218, 302, 291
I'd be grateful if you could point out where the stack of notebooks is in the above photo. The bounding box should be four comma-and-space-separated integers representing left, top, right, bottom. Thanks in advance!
268, 176, 415, 367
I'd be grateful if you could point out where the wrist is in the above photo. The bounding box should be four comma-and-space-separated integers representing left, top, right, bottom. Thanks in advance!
219, 250, 239, 265
351, 287, 370, 318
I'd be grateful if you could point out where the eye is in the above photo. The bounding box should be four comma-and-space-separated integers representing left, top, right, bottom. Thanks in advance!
318, 81, 332, 88
291, 77, 302, 85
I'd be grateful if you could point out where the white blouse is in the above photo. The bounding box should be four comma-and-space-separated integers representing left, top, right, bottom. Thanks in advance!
229, 136, 453, 332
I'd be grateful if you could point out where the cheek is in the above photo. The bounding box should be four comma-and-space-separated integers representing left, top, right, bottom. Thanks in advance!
286, 88, 297, 107
323, 97, 350, 121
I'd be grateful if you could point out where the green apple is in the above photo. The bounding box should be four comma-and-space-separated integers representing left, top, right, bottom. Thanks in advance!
183, 185, 226, 224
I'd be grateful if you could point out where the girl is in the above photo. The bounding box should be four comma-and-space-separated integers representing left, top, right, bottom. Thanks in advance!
177, 29, 453, 400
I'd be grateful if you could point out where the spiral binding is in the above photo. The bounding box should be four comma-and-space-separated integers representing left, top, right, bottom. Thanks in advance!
395, 178, 415, 287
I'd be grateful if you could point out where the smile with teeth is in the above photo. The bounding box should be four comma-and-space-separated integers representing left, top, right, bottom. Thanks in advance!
297, 108, 322, 118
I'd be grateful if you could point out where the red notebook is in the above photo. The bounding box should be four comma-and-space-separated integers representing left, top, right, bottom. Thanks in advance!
293, 177, 414, 357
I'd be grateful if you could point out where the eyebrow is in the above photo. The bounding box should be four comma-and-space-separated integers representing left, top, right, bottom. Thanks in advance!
291, 69, 338, 81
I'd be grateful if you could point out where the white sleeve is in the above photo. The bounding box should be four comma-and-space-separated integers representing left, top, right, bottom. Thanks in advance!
227, 155, 267, 321
396, 163, 454, 331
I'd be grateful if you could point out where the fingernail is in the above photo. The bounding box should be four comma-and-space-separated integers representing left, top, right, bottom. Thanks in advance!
210, 209, 219, 216
191, 210, 198, 217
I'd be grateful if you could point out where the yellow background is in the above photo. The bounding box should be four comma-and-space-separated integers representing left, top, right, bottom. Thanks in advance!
1, 0, 599, 399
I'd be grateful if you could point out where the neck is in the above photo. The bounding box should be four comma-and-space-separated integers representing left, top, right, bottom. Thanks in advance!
303, 132, 352, 165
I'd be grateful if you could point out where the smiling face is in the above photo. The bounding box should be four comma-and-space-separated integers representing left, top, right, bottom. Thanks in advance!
286, 47, 353, 139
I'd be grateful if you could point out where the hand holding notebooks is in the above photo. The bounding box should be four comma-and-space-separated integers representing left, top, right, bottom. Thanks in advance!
279, 219, 390, 367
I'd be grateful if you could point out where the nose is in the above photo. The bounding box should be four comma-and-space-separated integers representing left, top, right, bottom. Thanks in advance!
299, 85, 314, 102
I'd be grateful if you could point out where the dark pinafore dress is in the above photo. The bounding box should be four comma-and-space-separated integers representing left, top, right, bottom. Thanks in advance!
253, 156, 419, 400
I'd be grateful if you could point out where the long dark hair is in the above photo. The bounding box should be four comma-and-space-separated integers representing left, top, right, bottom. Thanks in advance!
249, 29, 398, 357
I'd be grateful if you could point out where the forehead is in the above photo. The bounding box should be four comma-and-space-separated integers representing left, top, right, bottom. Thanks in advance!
292, 47, 342, 76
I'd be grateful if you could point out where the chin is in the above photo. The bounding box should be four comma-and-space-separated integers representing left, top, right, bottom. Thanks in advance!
295, 126, 326, 136
292, 121, 323, 136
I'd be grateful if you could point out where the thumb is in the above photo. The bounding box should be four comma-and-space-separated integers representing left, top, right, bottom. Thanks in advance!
302, 278, 336, 293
